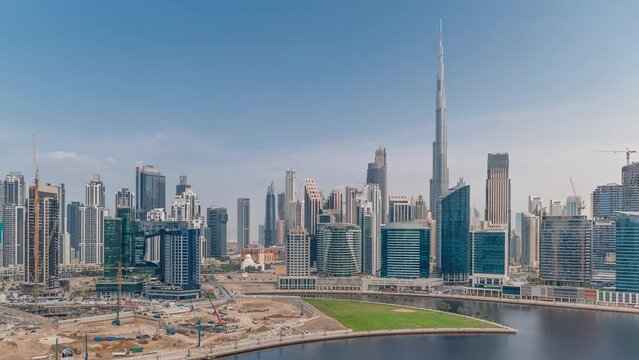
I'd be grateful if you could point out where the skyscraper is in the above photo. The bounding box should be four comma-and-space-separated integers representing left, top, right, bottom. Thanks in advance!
286, 227, 310, 277
160, 229, 200, 291
549, 200, 565, 216
79, 205, 107, 264
115, 188, 135, 210
438, 180, 470, 283
264, 182, 276, 247
326, 187, 343, 220
344, 186, 358, 224
381, 221, 430, 279
206, 207, 228, 259
528, 196, 543, 215
85, 174, 105, 207
284, 169, 296, 232
622, 163, 639, 212
169, 187, 203, 228
592, 219, 616, 285
103, 217, 123, 279
413, 195, 428, 221
357, 200, 379, 275
316, 223, 362, 277
26, 184, 61, 288
616, 212, 639, 292
520, 212, 540, 269
79, 175, 107, 264
565, 195, 583, 216
429, 21, 450, 218
303, 179, 322, 237
591, 183, 623, 219
237, 198, 250, 250
2, 172, 25, 267
277, 192, 286, 221
175, 175, 191, 195
389, 195, 412, 223
539, 216, 592, 287
366, 147, 387, 224
135, 165, 166, 220
471, 222, 508, 287
485, 153, 511, 230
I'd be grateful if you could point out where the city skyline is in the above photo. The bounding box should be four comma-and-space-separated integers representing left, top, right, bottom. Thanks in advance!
2, 2, 639, 242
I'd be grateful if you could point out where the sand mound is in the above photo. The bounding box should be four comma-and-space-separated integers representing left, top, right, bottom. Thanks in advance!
392, 308, 416, 313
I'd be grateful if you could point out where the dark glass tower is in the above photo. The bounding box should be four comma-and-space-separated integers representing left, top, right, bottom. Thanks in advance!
438, 181, 470, 284
206, 207, 228, 259
135, 165, 166, 220
264, 182, 276, 247
616, 213, 639, 292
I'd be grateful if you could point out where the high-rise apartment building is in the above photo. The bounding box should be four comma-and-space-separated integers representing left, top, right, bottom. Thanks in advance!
389, 195, 412, 223
357, 200, 379, 275
237, 198, 250, 250
115, 188, 135, 210
317, 223, 362, 277
26, 184, 61, 288
622, 163, 639, 212
284, 169, 296, 232
79, 205, 107, 264
344, 186, 358, 225
520, 212, 540, 268
437, 180, 470, 283
616, 212, 639, 292
591, 184, 623, 220
276, 220, 285, 246
303, 179, 322, 237
326, 187, 343, 220
549, 200, 565, 216
206, 207, 228, 259
286, 227, 310, 277
485, 153, 511, 232
528, 196, 543, 215
2, 172, 25, 268
366, 147, 387, 224
85, 174, 105, 207
381, 221, 430, 279
539, 216, 592, 287
277, 192, 286, 221
264, 182, 276, 247
413, 195, 428, 221
160, 229, 200, 291
565, 195, 583, 216
169, 187, 203, 229
135, 165, 166, 220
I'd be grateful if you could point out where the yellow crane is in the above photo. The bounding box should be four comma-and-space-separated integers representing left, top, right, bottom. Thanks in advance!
32, 135, 40, 284
595, 147, 637, 165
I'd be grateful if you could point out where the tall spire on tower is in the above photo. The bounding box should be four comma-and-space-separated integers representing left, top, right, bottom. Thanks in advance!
430, 18, 450, 218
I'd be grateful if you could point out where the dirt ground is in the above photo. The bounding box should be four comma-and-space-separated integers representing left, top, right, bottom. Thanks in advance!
0, 296, 344, 359
216, 273, 278, 294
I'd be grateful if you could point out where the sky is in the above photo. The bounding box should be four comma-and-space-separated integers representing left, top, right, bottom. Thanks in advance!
2, 1, 639, 242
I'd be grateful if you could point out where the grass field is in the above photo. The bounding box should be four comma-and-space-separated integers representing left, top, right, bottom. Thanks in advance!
305, 298, 500, 331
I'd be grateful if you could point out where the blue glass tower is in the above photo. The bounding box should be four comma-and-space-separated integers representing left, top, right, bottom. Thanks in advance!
381, 222, 430, 279
438, 181, 470, 284
616, 212, 639, 292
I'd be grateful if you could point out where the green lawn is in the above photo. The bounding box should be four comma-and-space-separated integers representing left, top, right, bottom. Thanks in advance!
305, 298, 499, 331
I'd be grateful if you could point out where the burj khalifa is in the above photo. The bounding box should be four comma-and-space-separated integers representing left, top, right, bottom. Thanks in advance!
429, 20, 450, 213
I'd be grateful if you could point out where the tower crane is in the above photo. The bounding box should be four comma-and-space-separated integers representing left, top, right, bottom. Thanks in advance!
569, 177, 586, 215
595, 147, 637, 165
103, 262, 125, 326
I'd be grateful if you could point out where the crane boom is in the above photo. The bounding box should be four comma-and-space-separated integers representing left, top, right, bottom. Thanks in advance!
595, 147, 637, 165
206, 293, 223, 324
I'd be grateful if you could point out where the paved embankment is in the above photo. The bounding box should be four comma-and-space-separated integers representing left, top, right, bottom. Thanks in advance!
128, 327, 516, 360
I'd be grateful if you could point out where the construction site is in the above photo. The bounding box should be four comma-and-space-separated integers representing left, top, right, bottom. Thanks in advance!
0, 291, 344, 359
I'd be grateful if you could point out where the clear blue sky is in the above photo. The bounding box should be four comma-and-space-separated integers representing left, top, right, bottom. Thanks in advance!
2, 1, 639, 242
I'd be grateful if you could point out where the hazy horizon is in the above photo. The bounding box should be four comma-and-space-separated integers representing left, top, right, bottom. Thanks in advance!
2, 1, 639, 242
